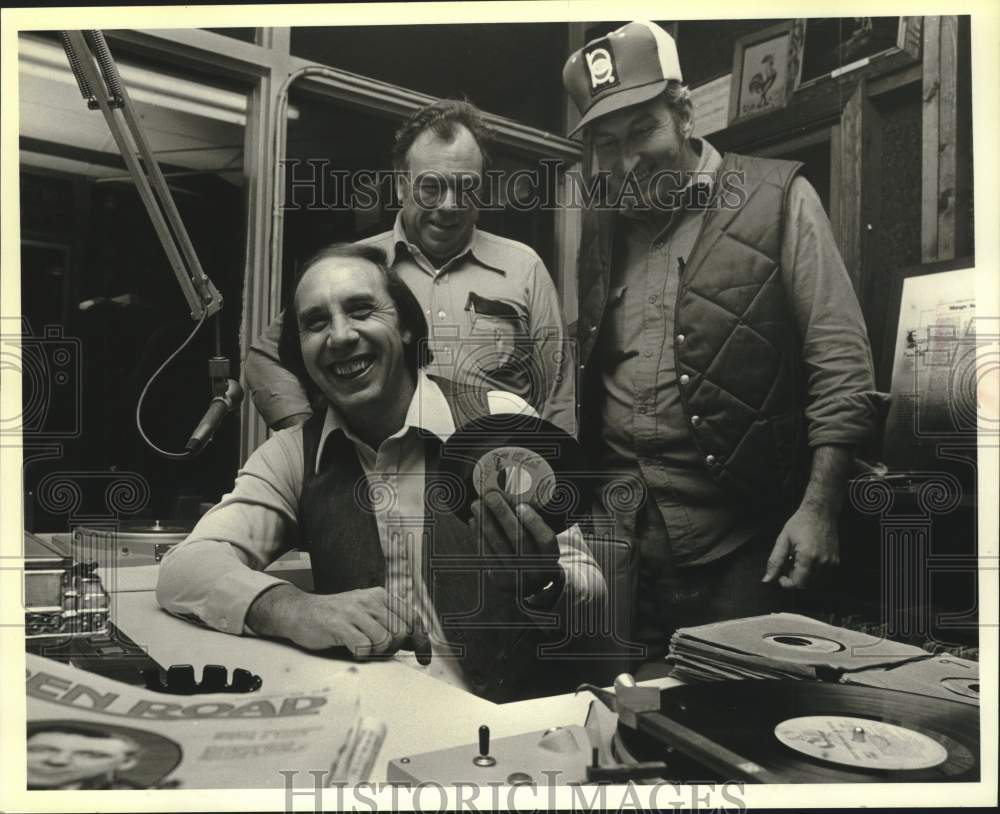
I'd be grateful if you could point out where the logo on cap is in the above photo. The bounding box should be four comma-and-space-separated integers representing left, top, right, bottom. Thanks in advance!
584, 39, 619, 95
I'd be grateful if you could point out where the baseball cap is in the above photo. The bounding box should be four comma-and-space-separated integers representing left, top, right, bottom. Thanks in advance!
562, 21, 682, 137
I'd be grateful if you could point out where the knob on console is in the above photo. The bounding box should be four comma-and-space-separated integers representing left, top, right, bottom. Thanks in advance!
473, 724, 496, 767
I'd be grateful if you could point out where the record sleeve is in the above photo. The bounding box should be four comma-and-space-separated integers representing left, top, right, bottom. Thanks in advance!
669, 613, 931, 679
841, 654, 980, 705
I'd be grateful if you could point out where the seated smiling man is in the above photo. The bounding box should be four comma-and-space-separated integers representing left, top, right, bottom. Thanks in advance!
156, 243, 606, 701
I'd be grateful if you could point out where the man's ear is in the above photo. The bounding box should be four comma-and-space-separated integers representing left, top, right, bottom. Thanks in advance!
401, 329, 413, 345
679, 108, 695, 140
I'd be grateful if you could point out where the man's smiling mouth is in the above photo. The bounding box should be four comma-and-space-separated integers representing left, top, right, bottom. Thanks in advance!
329, 354, 375, 380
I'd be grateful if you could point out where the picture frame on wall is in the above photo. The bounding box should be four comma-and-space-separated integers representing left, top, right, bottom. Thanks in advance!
796, 17, 922, 88
728, 22, 800, 125
691, 73, 733, 138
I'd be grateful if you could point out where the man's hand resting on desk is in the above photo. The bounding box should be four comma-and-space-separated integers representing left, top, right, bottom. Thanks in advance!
470, 490, 564, 599
247, 583, 416, 658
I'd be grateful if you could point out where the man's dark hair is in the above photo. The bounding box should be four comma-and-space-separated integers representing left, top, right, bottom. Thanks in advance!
391, 99, 494, 171
278, 243, 433, 399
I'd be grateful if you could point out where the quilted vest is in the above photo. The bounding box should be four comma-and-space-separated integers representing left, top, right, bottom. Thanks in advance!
577, 153, 807, 508
296, 376, 574, 700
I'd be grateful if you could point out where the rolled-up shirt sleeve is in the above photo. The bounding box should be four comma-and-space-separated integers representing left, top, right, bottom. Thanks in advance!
155, 426, 304, 634
781, 176, 890, 448
244, 311, 313, 428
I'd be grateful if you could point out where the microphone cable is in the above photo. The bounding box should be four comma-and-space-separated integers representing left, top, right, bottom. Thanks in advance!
134, 310, 208, 460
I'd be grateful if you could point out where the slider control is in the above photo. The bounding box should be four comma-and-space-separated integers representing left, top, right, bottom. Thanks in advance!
473, 724, 496, 767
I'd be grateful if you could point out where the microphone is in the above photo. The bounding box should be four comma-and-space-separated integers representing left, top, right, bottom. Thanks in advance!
185, 377, 243, 455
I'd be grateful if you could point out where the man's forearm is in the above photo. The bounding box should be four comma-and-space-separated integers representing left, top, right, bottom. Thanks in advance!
245, 582, 304, 639
801, 445, 854, 514
244, 348, 312, 428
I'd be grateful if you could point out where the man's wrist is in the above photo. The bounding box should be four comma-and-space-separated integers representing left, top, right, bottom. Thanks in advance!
801, 445, 853, 515
246, 582, 305, 639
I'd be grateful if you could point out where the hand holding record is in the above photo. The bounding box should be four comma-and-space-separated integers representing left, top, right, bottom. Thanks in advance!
470, 490, 563, 598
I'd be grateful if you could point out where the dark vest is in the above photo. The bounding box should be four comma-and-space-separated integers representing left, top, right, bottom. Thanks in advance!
577, 153, 807, 508
297, 376, 571, 700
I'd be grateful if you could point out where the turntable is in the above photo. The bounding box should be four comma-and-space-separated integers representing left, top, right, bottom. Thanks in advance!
387, 672, 981, 785
579, 674, 980, 783
70, 519, 190, 567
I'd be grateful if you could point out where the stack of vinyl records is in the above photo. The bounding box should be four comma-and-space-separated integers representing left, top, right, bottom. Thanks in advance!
667, 614, 979, 706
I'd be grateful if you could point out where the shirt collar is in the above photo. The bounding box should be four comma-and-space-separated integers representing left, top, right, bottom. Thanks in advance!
688, 137, 723, 191
390, 213, 505, 276
314, 370, 455, 472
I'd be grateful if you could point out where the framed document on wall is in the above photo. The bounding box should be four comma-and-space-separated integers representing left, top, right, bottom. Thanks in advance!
881, 259, 980, 475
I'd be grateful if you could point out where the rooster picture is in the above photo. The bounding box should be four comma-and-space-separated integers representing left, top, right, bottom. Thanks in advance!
747, 53, 778, 105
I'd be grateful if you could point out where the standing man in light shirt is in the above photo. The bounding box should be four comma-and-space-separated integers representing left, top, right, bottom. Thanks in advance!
246, 100, 576, 436
563, 22, 887, 669
157, 244, 604, 701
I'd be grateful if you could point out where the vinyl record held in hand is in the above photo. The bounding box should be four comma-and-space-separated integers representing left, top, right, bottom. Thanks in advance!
436, 413, 591, 535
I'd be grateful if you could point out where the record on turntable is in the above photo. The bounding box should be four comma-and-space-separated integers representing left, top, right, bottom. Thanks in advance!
436, 413, 592, 535
72, 519, 190, 567
601, 679, 980, 783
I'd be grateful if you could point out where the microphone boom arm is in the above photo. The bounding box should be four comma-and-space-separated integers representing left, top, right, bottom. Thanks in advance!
61, 31, 240, 459
60, 30, 222, 322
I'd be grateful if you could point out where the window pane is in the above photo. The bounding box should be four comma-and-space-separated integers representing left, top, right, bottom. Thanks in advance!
18, 33, 249, 530
289, 23, 568, 134
204, 27, 256, 43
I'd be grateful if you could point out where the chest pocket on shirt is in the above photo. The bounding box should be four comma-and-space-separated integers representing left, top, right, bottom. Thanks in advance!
463, 292, 529, 373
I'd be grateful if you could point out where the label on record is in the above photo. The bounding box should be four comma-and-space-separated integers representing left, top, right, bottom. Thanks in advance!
471, 445, 556, 506
774, 715, 949, 770
762, 633, 845, 653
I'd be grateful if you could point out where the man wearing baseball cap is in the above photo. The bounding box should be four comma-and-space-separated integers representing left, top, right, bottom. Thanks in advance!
564, 21, 886, 672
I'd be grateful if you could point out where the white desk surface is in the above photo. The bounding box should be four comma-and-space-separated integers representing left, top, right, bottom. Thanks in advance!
107, 566, 679, 782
